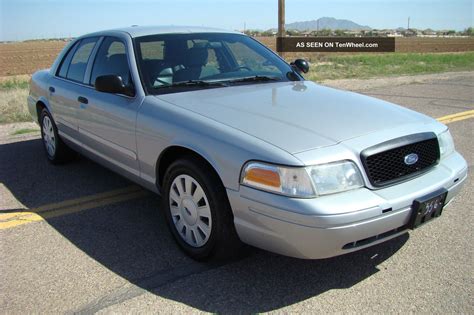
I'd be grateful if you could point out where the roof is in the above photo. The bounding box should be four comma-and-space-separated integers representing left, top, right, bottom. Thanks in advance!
86, 25, 241, 38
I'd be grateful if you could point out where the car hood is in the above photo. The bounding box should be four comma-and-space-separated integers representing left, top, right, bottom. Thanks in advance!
156, 81, 433, 154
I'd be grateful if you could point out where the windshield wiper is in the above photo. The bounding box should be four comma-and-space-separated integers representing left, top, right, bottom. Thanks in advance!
154, 80, 228, 89
225, 75, 281, 84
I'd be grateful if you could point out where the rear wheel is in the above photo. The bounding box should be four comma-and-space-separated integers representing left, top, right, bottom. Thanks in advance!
162, 158, 242, 260
40, 109, 73, 164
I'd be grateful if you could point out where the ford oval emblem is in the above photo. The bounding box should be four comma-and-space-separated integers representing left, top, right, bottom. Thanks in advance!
404, 153, 419, 165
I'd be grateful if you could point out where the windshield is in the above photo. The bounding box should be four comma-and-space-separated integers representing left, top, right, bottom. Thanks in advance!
134, 33, 300, 94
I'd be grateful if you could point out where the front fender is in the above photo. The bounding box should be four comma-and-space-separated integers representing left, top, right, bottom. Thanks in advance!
136, 96, 303, 191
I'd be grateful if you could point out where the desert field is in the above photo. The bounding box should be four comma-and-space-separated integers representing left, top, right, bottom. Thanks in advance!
395, 37, 474, 52
0, 37, 473, 77
0, 40, 66, 76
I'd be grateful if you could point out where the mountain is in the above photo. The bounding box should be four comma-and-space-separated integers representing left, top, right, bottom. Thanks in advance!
286, 17, 371, 31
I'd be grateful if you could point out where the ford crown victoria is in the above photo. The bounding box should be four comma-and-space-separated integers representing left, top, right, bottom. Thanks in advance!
28, 26, 468, 260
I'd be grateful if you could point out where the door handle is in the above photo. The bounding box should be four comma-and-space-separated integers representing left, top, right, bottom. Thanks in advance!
77, 96, 88, 105
49, 86, 55, 93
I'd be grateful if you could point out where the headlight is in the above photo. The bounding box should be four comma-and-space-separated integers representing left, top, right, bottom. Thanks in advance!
241, 160, 364, 198
307, 160, 364, 195
438, 129, 455, 159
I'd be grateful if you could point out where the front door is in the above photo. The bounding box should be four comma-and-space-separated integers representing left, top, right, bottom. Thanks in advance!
76, 36, 142, 176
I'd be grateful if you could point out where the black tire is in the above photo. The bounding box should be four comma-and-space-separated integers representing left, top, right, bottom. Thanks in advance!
40, 108, 74, 164
162, 157, 242, 261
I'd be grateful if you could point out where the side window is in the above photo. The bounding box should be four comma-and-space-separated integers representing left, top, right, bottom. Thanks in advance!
57, 41, 79, 78
90, 37, 131, 87
66, 37, 98, 83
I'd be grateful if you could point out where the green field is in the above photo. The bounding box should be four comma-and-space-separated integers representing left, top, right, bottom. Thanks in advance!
0, 83, 30, 124
0, 78, 30, 90
11, 128, 39, 135
1, 52, 473, 124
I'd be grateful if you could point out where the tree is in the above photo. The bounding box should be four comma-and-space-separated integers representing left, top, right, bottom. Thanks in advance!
286, 29, 300, 36
464, 27, 473, 36
334, 29, 346, 37
318, 28, 332, 36
261, 30, 274, 37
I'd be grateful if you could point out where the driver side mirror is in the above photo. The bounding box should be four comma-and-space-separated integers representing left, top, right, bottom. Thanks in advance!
95, 75, 134, 97
291, 59, 310, 74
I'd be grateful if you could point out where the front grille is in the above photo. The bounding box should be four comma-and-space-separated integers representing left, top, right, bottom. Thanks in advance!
361, 133, 440, 187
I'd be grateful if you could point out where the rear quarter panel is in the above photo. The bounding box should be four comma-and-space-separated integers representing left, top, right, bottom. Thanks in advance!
28, 70, 52, 123
28, 39, 77, 123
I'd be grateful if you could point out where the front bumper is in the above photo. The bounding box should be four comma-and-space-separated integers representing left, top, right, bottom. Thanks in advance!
227, 151, 468, 259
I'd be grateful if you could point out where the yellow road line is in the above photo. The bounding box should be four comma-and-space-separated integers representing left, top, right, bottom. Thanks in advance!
0, 185, 149, 230
437, 109, 474, 124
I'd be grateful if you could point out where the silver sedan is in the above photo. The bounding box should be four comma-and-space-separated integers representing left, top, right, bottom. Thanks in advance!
28, 26, 468, 260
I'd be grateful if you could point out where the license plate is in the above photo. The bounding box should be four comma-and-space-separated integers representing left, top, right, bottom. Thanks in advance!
409, 189, 447, 229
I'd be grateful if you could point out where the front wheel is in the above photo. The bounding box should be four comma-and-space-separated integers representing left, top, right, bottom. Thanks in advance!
162, 158, 242, 260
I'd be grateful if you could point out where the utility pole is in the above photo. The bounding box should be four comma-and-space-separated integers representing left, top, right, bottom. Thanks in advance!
278, 0, 285, 57
407, 17, 410, 30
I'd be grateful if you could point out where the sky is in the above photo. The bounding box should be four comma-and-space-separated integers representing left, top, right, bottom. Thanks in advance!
0, 0, 472, 41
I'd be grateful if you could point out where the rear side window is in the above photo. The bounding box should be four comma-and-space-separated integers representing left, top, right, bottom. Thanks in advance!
57, 41, 79, 78
90, 37, 132, 87
66, 37, 98, 83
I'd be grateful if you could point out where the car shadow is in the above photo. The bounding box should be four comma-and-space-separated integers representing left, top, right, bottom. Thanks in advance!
1, 138, 409, 313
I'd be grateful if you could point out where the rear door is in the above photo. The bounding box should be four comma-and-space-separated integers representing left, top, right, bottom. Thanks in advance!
76, 36, 142, 176
48, 37, 100, 141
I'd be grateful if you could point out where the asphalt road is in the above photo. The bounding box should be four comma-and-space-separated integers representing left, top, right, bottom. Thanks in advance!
1, 73, 473, 313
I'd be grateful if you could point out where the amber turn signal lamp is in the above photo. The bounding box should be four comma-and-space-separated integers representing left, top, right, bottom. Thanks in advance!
245, 168, 281, 188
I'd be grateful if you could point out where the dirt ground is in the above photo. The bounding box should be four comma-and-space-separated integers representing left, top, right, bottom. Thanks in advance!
0, 40, 66, 76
